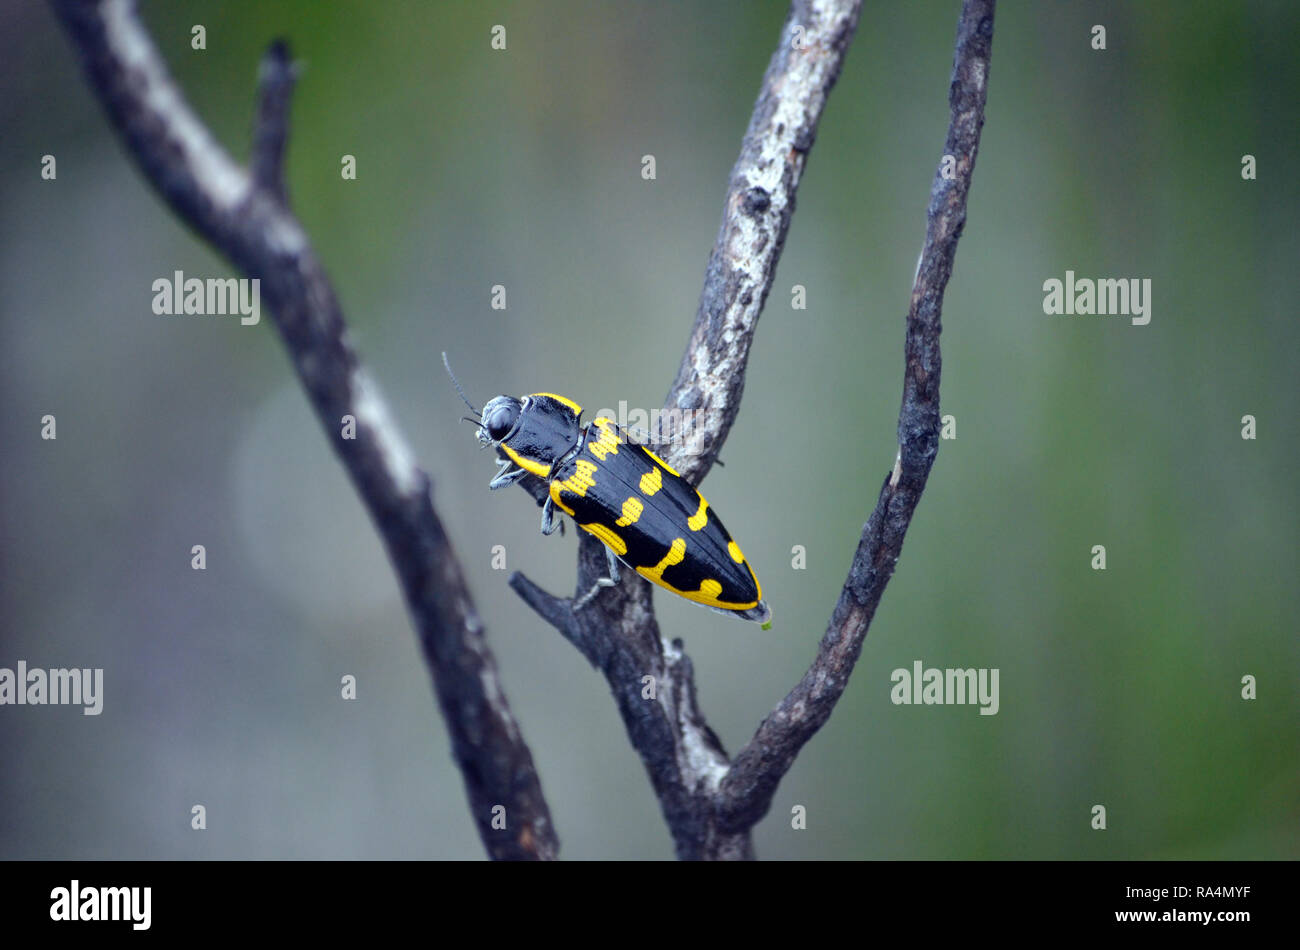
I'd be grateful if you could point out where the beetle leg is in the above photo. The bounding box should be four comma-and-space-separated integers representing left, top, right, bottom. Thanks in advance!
573, 547, 622, 610
540, 495, 563, 536
489, 458, 528, 490
573, 577, 616, 610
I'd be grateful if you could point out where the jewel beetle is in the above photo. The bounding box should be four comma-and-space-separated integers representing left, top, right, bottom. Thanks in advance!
444, 354, 770, 623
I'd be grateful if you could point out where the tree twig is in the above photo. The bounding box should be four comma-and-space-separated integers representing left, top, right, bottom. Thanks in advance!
251, 39, 294, 204
51, 0, 558, 860
661, 0, 864, 484
717, 0, 996, 833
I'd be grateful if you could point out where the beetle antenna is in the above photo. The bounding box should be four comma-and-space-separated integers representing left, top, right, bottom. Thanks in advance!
441, 352, 480, 417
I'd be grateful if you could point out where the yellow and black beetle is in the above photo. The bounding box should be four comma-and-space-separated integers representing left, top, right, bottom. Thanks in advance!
445, 354, 770, 623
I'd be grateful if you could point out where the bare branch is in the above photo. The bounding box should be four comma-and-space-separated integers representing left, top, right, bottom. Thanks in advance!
717, 0, 996, 833
663, 0, 864, 484
52, 0, 557, 860
251, 38, 294, 203
515, 532, 747, 860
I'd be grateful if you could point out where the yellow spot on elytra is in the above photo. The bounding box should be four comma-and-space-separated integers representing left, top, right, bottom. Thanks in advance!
637, 537, 687, 583
549, 460, 596, 517
583, 522, 627, 556
588, 419, 621, 460
636, 535, 763, 613
727, 541, 745, 563
639, 466, 662, 496
687, 496, 709, 532
549, 481, 575, 516
616, 497, 643, 526
560, 460, 597, 496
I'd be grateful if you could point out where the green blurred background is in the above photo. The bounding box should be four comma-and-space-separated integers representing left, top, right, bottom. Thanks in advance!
1, 0, 1296, 859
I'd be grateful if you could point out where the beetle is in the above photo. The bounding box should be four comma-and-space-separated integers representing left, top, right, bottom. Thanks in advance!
444, 354, 770, 623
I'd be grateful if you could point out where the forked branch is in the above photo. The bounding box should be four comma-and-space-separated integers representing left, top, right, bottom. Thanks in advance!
53, 0, 557, 860
513, 0, 995, 856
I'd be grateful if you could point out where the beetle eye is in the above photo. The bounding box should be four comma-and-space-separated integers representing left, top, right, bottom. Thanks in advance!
484, 402, 519, 442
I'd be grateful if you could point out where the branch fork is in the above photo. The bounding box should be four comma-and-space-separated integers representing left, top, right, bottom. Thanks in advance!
56, 0, 995, 860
